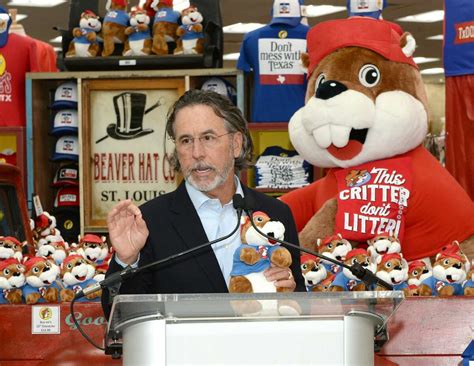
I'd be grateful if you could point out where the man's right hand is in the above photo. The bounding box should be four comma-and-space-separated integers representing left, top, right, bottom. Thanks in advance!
107, 199, 149, 265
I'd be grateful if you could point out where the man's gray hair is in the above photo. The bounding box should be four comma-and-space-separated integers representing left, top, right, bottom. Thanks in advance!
166, 89, 254, 172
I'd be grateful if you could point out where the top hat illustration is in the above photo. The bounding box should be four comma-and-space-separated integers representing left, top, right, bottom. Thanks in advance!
106, 92, 154, 140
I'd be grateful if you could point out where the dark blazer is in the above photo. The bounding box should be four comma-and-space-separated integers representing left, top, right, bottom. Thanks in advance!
102, 182, 305, 318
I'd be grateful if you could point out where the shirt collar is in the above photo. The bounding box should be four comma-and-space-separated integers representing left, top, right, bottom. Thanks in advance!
186, 175, 244, 211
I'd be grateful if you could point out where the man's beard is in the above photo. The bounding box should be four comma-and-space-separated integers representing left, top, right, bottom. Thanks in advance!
184, 146, 235, 193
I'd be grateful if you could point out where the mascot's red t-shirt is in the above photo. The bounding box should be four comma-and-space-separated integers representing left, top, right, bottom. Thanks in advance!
281, 146, 474, 260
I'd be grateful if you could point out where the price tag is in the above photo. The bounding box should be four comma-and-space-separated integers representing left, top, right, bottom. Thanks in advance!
119, 59, 137, 66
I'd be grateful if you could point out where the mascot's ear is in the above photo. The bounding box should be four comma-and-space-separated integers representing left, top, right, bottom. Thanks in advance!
400, 32, 416, 57
300, 52, 310, 74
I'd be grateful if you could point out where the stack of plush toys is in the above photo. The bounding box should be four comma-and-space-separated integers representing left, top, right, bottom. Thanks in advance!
66, 0, 204, 58
0, 212, 112, 304
300, 233, 474, 297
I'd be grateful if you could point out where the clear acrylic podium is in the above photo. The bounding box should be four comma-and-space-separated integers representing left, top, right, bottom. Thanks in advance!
106, 291, 404, 365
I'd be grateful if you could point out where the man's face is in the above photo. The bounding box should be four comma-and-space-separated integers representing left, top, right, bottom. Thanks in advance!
174, 104, 243, 196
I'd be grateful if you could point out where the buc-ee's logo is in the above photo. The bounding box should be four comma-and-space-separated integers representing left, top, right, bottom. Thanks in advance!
455, 21, 474, 44
39, 307, 53, 321
345, 169, 371, 188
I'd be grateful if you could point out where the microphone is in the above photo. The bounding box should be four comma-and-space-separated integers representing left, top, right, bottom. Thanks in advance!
75, 194, 246, 299
242, 195, 393, 290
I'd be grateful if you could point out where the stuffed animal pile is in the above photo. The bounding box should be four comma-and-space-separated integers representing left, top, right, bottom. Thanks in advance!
0, 213, 112, 304
280, 17, 474, 267
299, 233, 474, 297
65, 1, 206, 58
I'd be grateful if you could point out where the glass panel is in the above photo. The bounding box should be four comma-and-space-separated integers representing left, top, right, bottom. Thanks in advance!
108, 291, 404, 334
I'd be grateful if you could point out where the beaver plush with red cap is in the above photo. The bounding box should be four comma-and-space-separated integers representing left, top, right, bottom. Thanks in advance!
281, 17, 474, 263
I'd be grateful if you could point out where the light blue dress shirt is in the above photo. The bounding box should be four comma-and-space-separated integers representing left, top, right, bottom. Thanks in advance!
185, 176, 244, 287
116, 176, 244, 288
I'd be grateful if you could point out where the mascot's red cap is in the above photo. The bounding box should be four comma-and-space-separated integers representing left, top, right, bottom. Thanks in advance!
306, 17, 418, 76
408, 260, 427, 273
438, 252, 464, 262
379, 253, 402, 265
81, 10, 98, 17
24, 256, 48, 272
301, 254, 318, 264
1, 236, 22, 246
0, 258, 22, 271
80, 234, 103, 244
62, 254, 83, 267
346, 248, 367, 260
323, 234, 343, 245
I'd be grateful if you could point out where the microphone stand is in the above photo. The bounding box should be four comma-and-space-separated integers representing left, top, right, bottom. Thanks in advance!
244, 207, 393, 291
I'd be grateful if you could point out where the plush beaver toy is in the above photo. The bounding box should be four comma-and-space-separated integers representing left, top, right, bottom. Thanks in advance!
229, 211, 292, 294
281, 17, 474, 263
102, 0, 129, 57
66, 10, 101, 57
330, 248, 375, 292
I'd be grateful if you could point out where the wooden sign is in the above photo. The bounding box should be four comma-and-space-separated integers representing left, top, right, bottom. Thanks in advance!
81, 78, 185, 231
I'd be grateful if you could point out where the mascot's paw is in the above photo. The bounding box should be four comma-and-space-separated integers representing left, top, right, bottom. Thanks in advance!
240, 247, 260, 266
438, 285, 455, 297
60, 288, 75, 302
229, 275, 253, 293
464, 287, 474, 296
299, 198, 338, 251
26, 292, 42, 305
418, 284, 433, 296
44, 287, 59, 303
6, 289, 23, 304
270, 247, 292, 268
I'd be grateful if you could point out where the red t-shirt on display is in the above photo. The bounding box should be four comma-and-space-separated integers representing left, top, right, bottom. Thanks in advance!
0, 33, 39, 127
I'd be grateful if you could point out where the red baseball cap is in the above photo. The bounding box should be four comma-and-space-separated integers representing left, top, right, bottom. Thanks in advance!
346, 248, 368, 260
306, 17, 418, 76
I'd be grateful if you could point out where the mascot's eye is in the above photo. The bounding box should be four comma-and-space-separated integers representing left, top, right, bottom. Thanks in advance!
385, 262, 392, 268
301, 264, 307, 270
359, 64, 380, 87
256, 217, 264, 223
315, 73, 326, 88
67, 263, 73, 269
412, 270, 419, 276
443, 259, 450, 266
351, 258, 358, 265
327, 244, 333, 249
3, 269, 10, 275
33, 267, 40, 274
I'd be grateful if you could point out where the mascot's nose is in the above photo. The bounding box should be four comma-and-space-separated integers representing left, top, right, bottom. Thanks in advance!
316, 80, 348, 100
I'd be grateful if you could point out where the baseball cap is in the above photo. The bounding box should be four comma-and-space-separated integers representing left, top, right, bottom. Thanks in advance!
54, 186, 80, 209
52, 207, 80, 244
51, 109, 79, 136
201, 77, 237, 105
269, 0, 302, 27
50, 82, 78, 110
306, 17, 417, 76
347, 0, 387, 19
52, 164, 79, 187
0, 8, 12, 48
51, 135, 79, 162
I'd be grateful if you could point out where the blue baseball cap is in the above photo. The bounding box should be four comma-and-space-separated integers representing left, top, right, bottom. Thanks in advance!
51, 135, 79, 162
50, 82, 78, 110
51, 109, 79, 136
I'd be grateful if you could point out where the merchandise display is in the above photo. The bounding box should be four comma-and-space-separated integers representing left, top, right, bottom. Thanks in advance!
254, 146, 311, 189
1, 1, 474, 364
